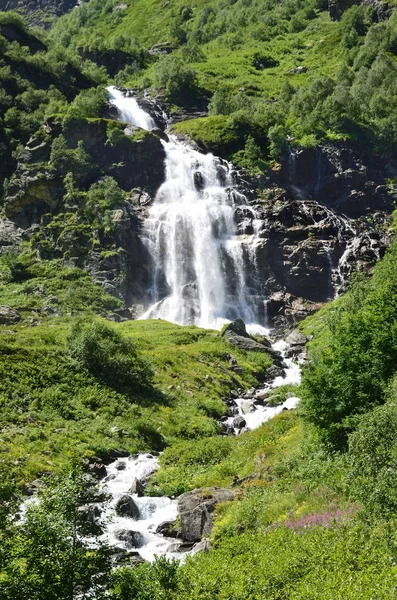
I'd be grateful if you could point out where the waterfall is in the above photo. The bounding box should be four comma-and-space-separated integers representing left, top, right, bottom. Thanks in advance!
107, 87, 263, 330
108, 86, 157, 131
141, 138, 260, 329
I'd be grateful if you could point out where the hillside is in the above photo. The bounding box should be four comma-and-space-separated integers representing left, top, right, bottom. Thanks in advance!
1, 0, 397, 598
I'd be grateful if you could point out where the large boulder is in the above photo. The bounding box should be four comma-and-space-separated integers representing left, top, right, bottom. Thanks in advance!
115, 495, 140, 519
221, 318, 249, 338
129, 477, 145, 497
285, 329, 307, 347
225, 333, 271, 353
177, 487, 235, 542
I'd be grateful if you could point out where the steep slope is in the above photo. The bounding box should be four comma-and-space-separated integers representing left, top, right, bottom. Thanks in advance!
0, 0, 77, 28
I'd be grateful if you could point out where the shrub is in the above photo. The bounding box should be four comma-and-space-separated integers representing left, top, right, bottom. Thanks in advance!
348, 398, 397, 516
67, 319, 154, 394
153, 55, 198, 103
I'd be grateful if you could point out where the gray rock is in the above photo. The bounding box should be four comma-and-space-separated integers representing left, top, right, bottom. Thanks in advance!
191, 538, 211, 555
266, 365, 285, 380
240, 400, 256, 415
129, 477, 145, 497
0, 305, 21, 325
178, 487, 235, 542
233, 416, 246, 429
156, 520, 182, 539
221, 318, 249, 338
115, 494, 140, 519
225, 333, 271, 353
285, 329, 307, 347
78, 504, 102, 534
115, 529, 145, 548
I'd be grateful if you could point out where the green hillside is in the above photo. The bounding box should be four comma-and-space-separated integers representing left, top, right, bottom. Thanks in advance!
1, 0, 397, 598
49, 0, 397, 170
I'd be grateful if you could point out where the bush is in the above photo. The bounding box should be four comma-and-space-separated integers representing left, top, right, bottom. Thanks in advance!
153, 55, 198, 103
348, 397, 397, 516
301, 241, 397, 449
67, 319, 154, 394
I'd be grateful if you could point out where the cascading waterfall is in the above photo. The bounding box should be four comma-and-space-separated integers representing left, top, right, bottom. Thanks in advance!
141, 139, 261, 329
108, 86, 157, 131
107, 86, 263, 330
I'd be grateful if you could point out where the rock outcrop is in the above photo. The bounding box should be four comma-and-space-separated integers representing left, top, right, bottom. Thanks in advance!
178, 487, 235, 542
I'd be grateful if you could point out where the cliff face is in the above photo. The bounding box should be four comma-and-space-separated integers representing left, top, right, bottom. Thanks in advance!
2, 90, 396, 329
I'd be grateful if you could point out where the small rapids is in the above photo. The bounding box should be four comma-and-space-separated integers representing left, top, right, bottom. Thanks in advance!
98, 454, 181, 562
225, 339, 302, 433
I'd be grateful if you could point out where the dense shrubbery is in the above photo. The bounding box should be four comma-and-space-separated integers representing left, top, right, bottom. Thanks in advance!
153, 55, 198, 103
301, 241, 397, 449
67, 319, 154, 394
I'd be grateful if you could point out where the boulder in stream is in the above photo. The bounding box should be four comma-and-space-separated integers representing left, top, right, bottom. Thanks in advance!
115, 494, 140, 519
129, 477, 145, 496
116, 529, 145, 548
178, 487, 235, 542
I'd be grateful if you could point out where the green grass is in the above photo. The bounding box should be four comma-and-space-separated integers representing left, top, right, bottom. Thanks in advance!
0, 310, 272, 487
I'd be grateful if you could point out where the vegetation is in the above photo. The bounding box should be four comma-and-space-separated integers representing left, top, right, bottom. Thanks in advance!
2, 0, 397, 597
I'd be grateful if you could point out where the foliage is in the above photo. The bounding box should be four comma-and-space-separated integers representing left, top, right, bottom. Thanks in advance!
348, 397, 397, 516
67, 319, 154, 394
301, 241, 397, 449
0, 464, 111, 600
153, 55, 198, 103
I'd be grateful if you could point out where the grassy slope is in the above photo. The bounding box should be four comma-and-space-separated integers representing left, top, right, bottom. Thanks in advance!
53, 1, 343, 96
0, 261, 272, 487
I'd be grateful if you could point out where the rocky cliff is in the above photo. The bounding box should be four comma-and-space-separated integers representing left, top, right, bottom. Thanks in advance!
1, 91, 395, 329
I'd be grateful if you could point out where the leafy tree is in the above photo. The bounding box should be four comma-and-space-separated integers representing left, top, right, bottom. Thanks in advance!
348, 398, 397, 516
301, 242, 397, 449
153, 56, 198, 103
0, 465, 111, 600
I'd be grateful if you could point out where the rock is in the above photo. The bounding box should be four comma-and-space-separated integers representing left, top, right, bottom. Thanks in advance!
129, 477, 145, 497
220, 421, 234, 435
156, 520, 182, 539
285, 329, 307, 347
191, 538, 212, 555
225, 333, 272, 353
0, 306, 21, 325
233, 416, 246, 429
148, 41, 175, 55
288, 66, 308, 74
178, 487, 235, 542
266, 365, 285, 380
78, 504, 102, 534
240, 400, 256, 415
88, 460, 107, 480
221, 318, 249, 338
193, 171, 205, 191
115, 529, 145, 548
115, 495, 140, 519
116, 461, 126, 470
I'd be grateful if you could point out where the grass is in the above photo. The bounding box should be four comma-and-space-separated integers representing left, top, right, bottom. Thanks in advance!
0, 307, 272, 488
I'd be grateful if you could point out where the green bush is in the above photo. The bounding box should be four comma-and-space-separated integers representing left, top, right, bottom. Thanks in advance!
348, 397, 397, 516
153, 55, 198, 103
67, 319, 154, 394
301, 241, 397, 449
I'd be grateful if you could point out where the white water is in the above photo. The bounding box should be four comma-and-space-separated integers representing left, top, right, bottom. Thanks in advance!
229, 339, 302, 431
107, 87, 263, 330
108, 86, 156, 131
99, 454, 181, 561
141, 138, 261, 329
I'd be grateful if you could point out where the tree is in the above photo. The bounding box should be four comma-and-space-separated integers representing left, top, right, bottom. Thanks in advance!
0, 465, 111, 600
153, 56, 198, 103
